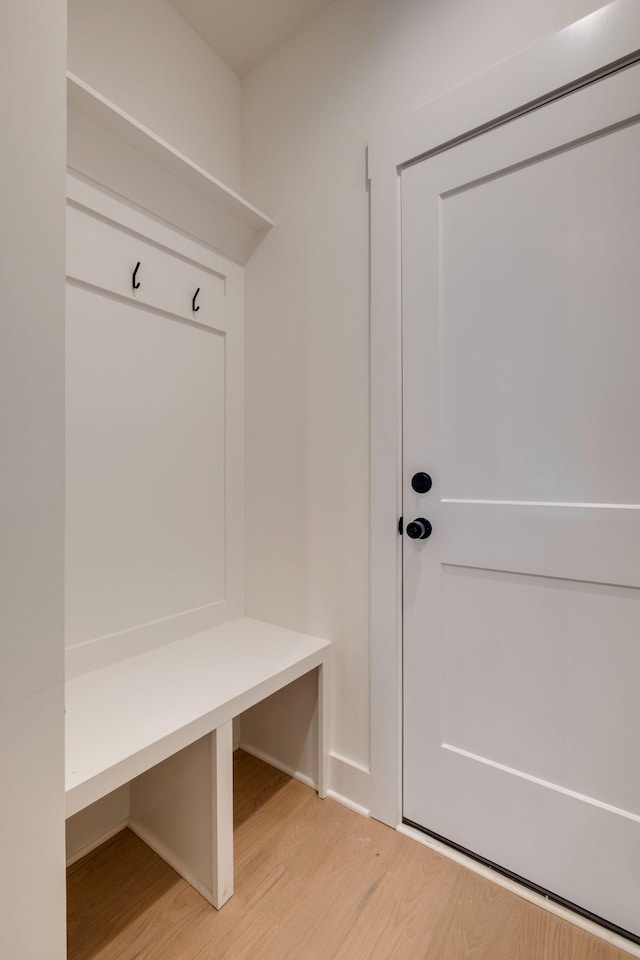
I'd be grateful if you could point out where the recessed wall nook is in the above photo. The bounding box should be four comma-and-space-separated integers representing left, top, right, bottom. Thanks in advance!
64, 71, 330, 906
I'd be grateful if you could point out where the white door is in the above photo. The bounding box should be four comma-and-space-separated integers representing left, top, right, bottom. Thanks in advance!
402, 60, 640, 938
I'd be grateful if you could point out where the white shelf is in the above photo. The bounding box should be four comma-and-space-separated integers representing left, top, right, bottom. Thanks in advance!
67, 72, 273, 236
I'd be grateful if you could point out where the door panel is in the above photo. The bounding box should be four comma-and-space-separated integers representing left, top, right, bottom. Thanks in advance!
402, 61, 640, 936
441, 566, 640, 814
441, 120, 640, 506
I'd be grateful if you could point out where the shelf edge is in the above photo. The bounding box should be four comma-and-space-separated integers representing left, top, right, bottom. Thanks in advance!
67, 72, 274, 233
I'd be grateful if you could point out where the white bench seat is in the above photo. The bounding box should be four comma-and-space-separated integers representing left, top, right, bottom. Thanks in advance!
65, 617, 331, 907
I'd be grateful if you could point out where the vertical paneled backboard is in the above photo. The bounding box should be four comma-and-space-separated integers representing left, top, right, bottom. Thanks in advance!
65, 176, 244, 676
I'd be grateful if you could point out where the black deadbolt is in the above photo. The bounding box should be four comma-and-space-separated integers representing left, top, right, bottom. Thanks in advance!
406, 518, 432, 540
411, 472, 432, 494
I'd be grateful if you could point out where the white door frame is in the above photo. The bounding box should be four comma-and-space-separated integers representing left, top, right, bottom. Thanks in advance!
368, 0, 640, 831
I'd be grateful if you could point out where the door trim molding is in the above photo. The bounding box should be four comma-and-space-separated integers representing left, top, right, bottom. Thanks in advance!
368, 0, 640, 829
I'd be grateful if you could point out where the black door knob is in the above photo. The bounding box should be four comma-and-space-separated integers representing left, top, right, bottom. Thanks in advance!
411, 472, 432, 494
406, 518, 432, 540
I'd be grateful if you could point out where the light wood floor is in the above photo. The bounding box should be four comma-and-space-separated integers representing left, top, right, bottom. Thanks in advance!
67, 751, 634, 960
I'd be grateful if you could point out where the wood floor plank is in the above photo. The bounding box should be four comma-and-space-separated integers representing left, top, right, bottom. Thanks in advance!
423, 866, 531, 960
330, 839, 460, 960
67, 831, 183, 960
233, 758, 315, 874
511, 900, 634, 960
167, 851, 305, 960
258, 787, 356, 881
221, 811, 403, 960
67, 751, 637, 960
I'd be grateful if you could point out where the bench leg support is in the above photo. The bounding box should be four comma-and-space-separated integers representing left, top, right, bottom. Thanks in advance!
211, 720, 234, 909
318, 661, 330, 799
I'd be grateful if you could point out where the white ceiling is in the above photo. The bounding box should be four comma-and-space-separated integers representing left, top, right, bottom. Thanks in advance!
167, 0, 337, 76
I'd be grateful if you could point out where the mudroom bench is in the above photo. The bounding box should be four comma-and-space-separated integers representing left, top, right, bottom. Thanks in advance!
65, 618, 331, 909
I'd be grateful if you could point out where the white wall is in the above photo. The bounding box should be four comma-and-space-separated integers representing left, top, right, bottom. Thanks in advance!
241, 0, 373, 807
68, 0, 243, 189
0, 1, 67, 956
370, 0, 606, 131
241, 0, 605, 810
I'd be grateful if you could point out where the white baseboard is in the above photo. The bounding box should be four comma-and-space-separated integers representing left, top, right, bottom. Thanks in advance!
328, 751, 370, 816
238, 741, 316, 790
65, 818, 130, 867
398, 823, 640, 959
325, 789, 370, 818
238, 742, 371, 817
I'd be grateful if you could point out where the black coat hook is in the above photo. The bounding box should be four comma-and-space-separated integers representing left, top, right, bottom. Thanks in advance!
132, 262, 141, 290
192, 287, 200, 312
